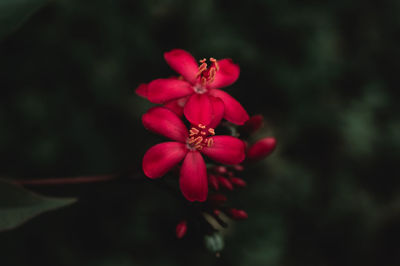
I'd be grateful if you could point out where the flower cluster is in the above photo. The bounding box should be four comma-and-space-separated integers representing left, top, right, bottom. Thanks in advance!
136, 49, 276, 241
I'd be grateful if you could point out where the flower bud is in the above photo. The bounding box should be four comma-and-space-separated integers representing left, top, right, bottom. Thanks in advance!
208, 174, 219, 190
229, 177, 247, 188
228, 208, 248, 220
208, 194, 227, 205
217, 176, 233, 191
232, 164, 244, 171
176, 220, 187, 239
247, 137, 276, 161
243, 114, 264, 134
214, 165, 228, 174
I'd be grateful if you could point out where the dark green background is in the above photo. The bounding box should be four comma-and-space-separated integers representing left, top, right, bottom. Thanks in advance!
1, 0, 399, 265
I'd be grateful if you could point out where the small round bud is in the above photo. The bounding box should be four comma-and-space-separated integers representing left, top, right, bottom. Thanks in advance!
232, 164, 244, 171
175, 220, 187, 239
208, 174, 219, 190
214, 165, 228, 174
229, 177, 247, 188
228, 208, 248, 220
217, 176, 233, 191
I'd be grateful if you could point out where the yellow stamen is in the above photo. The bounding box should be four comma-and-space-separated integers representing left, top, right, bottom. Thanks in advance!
210, 58, 219, 71
207, 138, 214, 147
189, 128, 199, 136
194, 145, 203, 150
193, 136, 203, 145
208, 128, 215, 135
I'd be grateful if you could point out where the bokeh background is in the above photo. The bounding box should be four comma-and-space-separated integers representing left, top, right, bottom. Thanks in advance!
1, 0, 400, 265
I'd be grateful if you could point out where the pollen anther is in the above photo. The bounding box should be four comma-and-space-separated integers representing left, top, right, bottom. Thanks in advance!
187, 124, 215, 150
207, 138, 214, 147
196, 57, 219, 86
189, 128, 199, 136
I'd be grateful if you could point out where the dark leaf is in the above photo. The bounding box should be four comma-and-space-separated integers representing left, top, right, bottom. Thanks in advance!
0, 179, 77, 232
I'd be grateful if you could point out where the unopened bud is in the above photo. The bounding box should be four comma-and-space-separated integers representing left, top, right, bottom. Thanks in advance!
232, 164, 244, 171
228, 208, 248, 220
243, 114, 264, 134
208, 194, 227, 205
217, 176, 233, 191
214, 165, 227, 174
247, 137, 276, 161
229, 177, 247, 188
208, 174, 219, 190
176, 220, 187, 239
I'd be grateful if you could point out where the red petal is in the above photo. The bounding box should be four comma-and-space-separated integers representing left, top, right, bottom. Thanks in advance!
164, 49, 199, 84
147, 78, 193, 104
207, 59, 240, 90
142, 107, 188, 142
183, 94, 213, 126
163, 96, 188, 117
135, 83, 148, 98
143, 142, 187, 178
247, 137, 276, 161
180, 151, 208, 202
209, 89, 249, 125
243, 114, 264, 134
201, 136, 246, 165
208, 96, 225, 128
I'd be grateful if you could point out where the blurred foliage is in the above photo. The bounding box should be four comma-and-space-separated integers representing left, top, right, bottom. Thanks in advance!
0, 0, 400, 265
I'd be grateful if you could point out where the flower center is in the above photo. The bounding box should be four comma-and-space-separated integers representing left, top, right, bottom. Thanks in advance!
186, 124, 215, 151
193, 58, 220, 93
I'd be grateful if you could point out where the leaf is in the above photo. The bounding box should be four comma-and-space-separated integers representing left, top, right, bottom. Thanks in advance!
0, 179, 77, 232
0, 0, 48, 40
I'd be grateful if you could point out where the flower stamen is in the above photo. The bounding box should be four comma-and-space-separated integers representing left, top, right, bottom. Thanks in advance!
196, 58, 219, 87
186, 124, 215, 150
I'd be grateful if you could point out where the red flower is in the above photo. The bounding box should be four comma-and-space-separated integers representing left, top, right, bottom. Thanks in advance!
142, 107, 246, 202
146, 49, 249, 126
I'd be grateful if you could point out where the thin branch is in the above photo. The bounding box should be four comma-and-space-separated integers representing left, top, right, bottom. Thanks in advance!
12, 174, 118, 186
